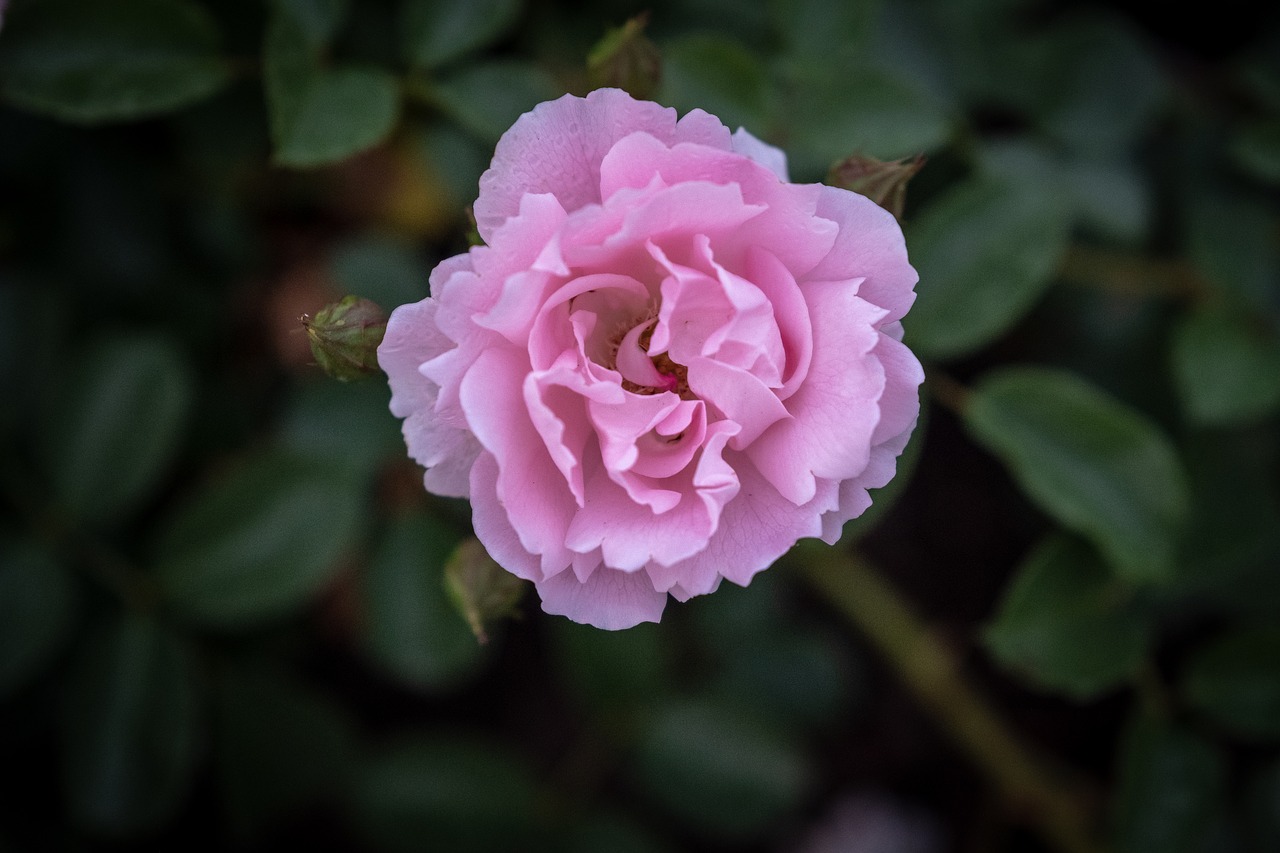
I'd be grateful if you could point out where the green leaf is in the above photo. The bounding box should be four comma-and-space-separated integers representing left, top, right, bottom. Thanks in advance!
264, 4, 401, 168
1231, 117, 1280, 186
984, 535, 1152, 699
660, 35, 769, 134
549, 618, 670, 714
708, 628, 855, 728
964, 368, 1190, 584
61, 614, 200, 835
153, 450, 364, 627
350, 735, 537, 853
906, 177, 1072, 360
783, 65, 951, 180
329, 233, 431, 309
429, 60, 563, 144
769, 0, 877, 57
1171, 303, 1280, 426
362, 515, 484, 690
1034, 15, 1168, 157
632, 701, 810, 839
1183, 625, 1280, 741
401, 0, 523, 70
0, 0, 232, 123
1113, 715, 1227, 853
278, 378, 404, 481
215, 665, 355, 839
271, 70, 401, 168
42, 335, 193, 526
0, 542, 79, 696
1185, 193, 1279, 313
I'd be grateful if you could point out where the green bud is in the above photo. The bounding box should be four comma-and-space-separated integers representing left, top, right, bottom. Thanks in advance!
302, 295, 387, 382
587, 13, 662, 101
444, 539, 525, 644
827, 153, 926, 220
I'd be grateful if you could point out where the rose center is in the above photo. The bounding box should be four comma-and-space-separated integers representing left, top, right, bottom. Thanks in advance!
610, 316, 691, 397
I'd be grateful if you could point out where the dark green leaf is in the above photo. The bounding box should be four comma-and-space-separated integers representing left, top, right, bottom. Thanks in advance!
215, 665, 355, 839
708, 628, 855, 728
782, 65, 951, 180
278, 379, 403, 481
329, 233, 430, 309
0, 0, 232, 123
1113, 715, 1228, 853
1231, 117, 1280, 186
351, 735, 537, 853
1185, 193, 1279, 313
632, 700, 810, 839
550, 618, 669, 714
271, 69, 401, 168
907, 177, 1072, 360
43, 335, 193, 526
984, 535, 1152, 699
769, 0, 877, 57
401, 0, 523, 70
153, 450, 364, 627
1034, 15, 1168, 157
0, 542, 78, 696
362, 515, 484, 690
1183, 625, 1280, 741
429, 61, 563, 144
964, 368, 1190, 584
660, 35, 769, 134
264, 5, 401, 167
61, 614, 200, 835
272, 0, 349, 48
1171, 303, 1280, 426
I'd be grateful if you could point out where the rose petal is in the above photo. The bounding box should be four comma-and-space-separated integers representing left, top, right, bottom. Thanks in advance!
470, 451, 545, 582
461, 348, 577, 576
474, 89, 732, 241
535, 562, 667, 630
731, 127, 789, 181
645, 455, 837, 595
749, 286, 888, 505
808, 185, 918, 325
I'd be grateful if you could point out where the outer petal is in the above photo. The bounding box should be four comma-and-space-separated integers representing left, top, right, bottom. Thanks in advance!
470, 451, 544, 581
645, 456, 837, 597
460, 348, 577, 577
749, 286, 888, 505
473, 89, 732, 240
807, 185, 918, 325
731, 127, 788, 182
379, 298, 479, 497
535, 563, 667, 630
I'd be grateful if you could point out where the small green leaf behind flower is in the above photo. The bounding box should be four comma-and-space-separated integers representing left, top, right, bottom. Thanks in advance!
444, 539, 525, 644
303, 295, 387, 382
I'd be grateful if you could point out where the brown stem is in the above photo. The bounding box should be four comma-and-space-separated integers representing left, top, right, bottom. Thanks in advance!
791, 544, 1103, 853
1057, 245, 1206, 300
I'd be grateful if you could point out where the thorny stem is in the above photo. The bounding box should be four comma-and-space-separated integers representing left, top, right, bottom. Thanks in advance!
791, 544, 1103, 853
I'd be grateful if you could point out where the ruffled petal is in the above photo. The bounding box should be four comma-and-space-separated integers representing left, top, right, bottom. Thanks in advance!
535, 562, 667, 630
474, 89, 732, 241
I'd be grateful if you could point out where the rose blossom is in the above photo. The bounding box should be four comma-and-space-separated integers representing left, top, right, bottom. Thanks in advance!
379, 88, 923, 630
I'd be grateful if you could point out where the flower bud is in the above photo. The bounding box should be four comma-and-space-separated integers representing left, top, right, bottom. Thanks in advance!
827, 153, 926, 220
302, 295, 387, 382
444, 538, 525, 644
587, 13, 662, 101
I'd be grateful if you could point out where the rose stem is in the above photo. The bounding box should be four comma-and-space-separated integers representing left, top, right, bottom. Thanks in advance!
790, 543, 1102, 853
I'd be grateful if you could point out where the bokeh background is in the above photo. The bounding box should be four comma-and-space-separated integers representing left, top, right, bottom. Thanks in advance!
2, 0, 1279, 851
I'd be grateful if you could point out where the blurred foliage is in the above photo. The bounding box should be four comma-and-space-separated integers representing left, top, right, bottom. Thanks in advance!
1, 0, 1278, 850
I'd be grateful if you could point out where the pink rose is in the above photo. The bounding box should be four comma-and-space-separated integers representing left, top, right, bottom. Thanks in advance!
380, 89, 923, 630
